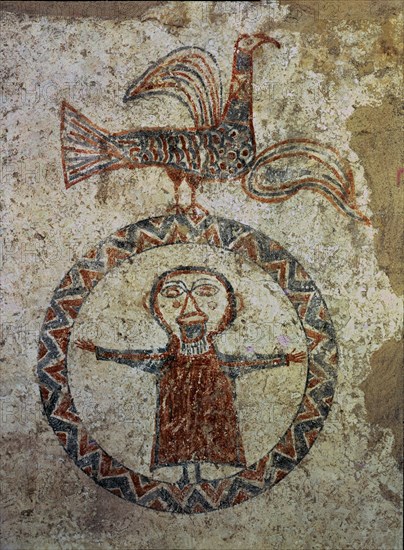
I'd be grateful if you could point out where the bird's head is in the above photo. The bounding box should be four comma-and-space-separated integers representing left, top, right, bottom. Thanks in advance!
236, 33, 281, 53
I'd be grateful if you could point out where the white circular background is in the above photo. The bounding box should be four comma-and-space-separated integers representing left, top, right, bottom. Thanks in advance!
68, 244, 307, 482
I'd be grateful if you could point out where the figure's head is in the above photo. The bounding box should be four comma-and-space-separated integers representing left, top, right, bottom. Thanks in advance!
149, 266, 237, 347
236, 33, 281, 53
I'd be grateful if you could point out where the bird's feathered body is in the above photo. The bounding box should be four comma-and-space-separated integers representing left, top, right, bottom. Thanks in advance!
63, 108, 255, 185
118, 123, 254, 178
61, 34, 370, 224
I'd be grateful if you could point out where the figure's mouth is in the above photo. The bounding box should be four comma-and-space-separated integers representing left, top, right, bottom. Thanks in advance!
176, 312, 208, 343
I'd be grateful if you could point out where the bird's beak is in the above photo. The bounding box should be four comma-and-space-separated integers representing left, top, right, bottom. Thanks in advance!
256, 34, 281, 49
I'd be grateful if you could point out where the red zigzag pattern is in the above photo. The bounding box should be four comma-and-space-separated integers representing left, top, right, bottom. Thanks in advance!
37, 214, 338, 513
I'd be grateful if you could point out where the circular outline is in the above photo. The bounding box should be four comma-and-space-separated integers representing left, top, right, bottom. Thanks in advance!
37, 214, 338, 513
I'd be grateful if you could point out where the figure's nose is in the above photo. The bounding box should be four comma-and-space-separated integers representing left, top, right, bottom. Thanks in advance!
180, 292, 201, 315
176, 292, 208, 325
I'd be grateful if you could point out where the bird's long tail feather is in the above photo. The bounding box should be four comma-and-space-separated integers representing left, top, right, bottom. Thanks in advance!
243, 139, 370, 225
60, 101, 127, 189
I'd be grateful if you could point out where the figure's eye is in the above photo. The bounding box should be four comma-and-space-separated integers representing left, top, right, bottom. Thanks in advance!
160, 285, 183, 298
193, 284, 219, 297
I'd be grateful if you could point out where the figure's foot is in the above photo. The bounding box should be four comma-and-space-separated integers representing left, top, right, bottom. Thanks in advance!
184, 202, 209, 223
177, 465, 190, 489
194, 463, 202, 484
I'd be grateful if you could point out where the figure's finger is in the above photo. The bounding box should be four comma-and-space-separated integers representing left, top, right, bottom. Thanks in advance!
289, 351, 306, 363
76, 339, 94, 351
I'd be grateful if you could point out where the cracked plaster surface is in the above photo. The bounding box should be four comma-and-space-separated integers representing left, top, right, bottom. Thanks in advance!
0, 1, 402, 548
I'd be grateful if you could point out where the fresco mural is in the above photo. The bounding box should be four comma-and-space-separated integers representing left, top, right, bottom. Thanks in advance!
1, 1, 402, 546
36, 33, 378, 513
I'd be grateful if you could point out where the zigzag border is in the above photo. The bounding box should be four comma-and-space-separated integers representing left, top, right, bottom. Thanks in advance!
37, 213, 338, 513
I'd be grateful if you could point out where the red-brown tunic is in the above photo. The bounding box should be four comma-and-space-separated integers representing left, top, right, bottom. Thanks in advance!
151, 347, 246, 469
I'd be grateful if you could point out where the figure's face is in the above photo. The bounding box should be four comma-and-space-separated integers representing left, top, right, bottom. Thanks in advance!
152, 269, 234, 344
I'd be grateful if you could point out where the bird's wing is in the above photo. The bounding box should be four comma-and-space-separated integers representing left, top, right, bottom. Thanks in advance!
243, 140, 370, 225
124, 46, 223, 128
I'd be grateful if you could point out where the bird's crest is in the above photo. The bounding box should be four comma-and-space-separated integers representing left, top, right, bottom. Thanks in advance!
124, 46, 223, 128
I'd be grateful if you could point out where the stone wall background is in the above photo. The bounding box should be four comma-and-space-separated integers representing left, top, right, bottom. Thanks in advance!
1, 1, 402, 548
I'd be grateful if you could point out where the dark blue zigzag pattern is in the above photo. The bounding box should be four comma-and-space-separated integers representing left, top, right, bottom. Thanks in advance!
37, 214, 338, 513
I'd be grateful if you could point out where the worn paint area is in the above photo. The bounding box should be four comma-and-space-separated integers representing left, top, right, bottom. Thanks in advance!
1, 0, 402, 547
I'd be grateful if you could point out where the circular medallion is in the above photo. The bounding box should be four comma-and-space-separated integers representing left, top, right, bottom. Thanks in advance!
37, 214, 338, 513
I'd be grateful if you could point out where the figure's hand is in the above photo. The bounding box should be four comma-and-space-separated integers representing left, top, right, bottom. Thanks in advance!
76, 339, 96, 353
287, 349, 306, 364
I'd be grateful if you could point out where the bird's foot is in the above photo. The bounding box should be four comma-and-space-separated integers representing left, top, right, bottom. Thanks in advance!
167, 204, 186, 216
184, 202, 209, 223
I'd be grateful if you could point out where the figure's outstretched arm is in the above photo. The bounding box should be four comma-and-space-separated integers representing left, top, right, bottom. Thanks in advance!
218, 349, 306, 378
76, 339, 168, 374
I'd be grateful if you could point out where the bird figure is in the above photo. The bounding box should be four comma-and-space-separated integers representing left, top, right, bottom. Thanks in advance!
61, 34, 369, 224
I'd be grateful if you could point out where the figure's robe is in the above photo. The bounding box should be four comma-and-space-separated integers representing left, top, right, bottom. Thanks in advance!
96, 338, 288, 470
153, 348, 246, 469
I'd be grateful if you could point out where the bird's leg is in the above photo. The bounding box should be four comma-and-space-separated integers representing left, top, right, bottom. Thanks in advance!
173, 180, 182, 213
184, 175, 209, 220
166, 167, 186, 214
190, 184, 198, 209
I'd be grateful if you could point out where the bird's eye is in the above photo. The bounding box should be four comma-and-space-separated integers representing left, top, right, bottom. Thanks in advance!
193, 284, 219, 297
160, 285, 183, 298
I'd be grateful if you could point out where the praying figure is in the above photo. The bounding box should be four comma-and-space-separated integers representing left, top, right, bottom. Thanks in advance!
77, 266, 305, 482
